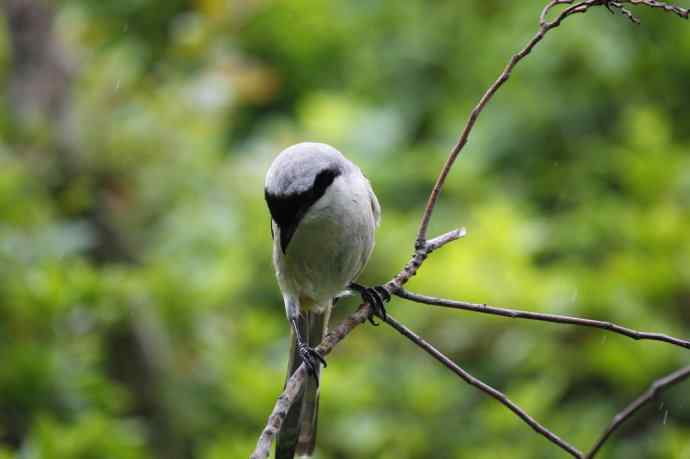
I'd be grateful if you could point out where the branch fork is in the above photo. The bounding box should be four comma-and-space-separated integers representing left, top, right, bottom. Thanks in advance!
387, 227, 467, 294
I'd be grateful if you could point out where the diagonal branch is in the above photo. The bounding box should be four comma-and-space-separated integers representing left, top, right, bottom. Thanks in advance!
585, 364, 690, 458
414, 1, 580, 246
396, 289, 690, 350
382, 314, 583, 458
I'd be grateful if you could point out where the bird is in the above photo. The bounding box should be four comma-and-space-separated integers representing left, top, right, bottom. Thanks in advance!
264, 142, 389, 458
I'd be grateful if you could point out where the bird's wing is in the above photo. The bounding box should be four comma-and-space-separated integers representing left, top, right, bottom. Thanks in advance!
368, 183, 381, 226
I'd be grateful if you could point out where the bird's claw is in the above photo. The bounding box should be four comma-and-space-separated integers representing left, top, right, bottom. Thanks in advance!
349, 283, 391, 326
297, 341, 327, 384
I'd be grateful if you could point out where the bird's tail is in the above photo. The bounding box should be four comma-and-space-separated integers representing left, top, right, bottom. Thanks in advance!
275, 307, 330, 459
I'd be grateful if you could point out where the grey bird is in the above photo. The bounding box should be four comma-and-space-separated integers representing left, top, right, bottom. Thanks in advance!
264, 142, 388, 458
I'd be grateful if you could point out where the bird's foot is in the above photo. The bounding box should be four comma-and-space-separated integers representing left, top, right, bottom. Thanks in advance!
297, 341, 327, 384
349, 283, 391, 326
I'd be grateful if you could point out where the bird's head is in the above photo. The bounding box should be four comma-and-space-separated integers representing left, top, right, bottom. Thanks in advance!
264, 142, 349, 253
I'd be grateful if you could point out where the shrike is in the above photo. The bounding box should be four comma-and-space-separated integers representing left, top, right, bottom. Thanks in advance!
265, 142, 388, 458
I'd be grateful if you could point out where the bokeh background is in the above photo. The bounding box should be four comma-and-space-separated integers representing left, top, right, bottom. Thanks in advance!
1, 0, 689, 458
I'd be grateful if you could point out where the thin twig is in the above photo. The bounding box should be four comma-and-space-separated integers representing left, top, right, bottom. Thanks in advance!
626, 0, 689, 18
541, 1, 570, 26
585, 365, 690, 458
609, 1, 643, 23
385, 228, 466, 293
396, 289, 690, 350
382, 314, 583, 458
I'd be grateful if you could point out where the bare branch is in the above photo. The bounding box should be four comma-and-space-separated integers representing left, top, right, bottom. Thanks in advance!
585, 365, 690, 458
384, 311, 690, 459
385, 228, 466, 293
541, 1, 567, 26
625, 0, 689, 18
382, 314, 583, 458
609, 2, 643, 23
251, 367, 308, 459
396, 289, 690, 350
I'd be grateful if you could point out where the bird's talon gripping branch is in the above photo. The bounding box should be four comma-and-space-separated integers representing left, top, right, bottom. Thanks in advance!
297, 341, 327, 384
349, 283, 391, 325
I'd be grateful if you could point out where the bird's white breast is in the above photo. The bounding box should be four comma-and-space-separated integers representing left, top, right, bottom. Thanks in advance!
273, 172, 377, 311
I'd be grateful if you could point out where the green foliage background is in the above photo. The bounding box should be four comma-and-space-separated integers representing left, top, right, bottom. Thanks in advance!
1, 1, 689, 458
